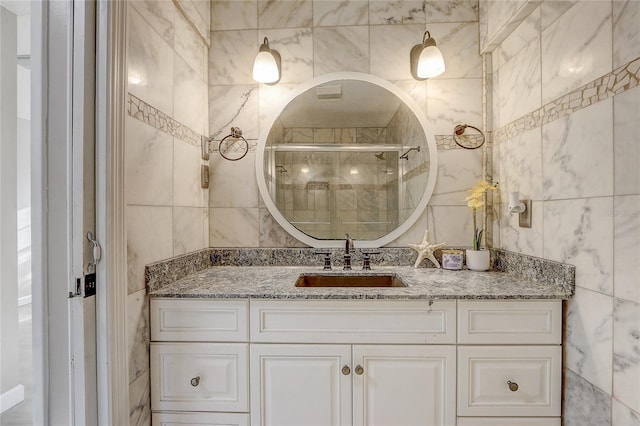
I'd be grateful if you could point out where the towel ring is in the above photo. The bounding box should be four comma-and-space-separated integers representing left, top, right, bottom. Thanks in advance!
218, 127, 249, 161
453, 124, 486, 150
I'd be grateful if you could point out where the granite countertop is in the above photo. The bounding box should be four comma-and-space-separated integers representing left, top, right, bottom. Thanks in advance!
148, 266, 572, 300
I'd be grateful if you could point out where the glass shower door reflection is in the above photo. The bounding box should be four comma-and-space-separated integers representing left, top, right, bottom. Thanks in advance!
274, 150, 399, 240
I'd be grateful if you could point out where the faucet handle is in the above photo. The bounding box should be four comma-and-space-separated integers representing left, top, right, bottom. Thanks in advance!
361, 251, 380, 270
315, 251, 332, 270
343, 254, 352, 270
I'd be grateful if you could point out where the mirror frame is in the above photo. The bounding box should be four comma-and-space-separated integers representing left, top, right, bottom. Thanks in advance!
256, 72, 438, 248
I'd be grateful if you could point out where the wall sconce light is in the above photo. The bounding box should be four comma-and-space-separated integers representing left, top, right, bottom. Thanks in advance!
508, 191, 532, 228
410, 31, 445, 80
253, 37, 281, 85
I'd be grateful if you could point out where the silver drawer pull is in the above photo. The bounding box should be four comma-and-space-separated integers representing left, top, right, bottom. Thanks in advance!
355, 365, 364, 375
342, 365, 351, 375
190, 376, 201, 387
507, 380, 518, 392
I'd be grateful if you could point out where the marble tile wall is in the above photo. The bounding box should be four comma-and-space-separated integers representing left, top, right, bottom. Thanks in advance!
175, 0, 211, 44
125, 2, 210, 424
208, 0, 484, 249
488, 0, 640, 423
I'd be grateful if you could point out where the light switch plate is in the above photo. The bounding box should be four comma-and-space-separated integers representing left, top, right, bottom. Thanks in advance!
201, 165, 210, 189
519, 200, 532, 228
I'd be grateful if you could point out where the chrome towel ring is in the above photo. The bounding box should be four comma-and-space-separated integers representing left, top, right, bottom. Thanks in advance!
453, 124, 486, 150
218, 127, 249, 161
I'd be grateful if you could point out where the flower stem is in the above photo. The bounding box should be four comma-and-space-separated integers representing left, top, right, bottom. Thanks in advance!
472, 210, 478, 250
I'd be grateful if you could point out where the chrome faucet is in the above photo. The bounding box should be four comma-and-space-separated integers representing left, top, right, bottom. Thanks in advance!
344, 233, 354, 270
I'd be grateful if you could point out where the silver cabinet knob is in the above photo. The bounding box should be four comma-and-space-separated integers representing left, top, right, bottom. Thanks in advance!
507, 380, 518, 392
190, 376, 201, 387
342, 365, 351, 375
355, 365, 364, 375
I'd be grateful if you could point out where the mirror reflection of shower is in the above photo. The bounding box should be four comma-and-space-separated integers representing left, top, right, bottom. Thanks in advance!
264, 139, 428, 240
265, 138, 429, 240
261, 78, 433, 242
271, 147, 401, 240
399, 145, 420, 160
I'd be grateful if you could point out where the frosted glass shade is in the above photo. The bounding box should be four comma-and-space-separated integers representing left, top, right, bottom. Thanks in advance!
253, 51, 279, 84
417, 46, 445, 79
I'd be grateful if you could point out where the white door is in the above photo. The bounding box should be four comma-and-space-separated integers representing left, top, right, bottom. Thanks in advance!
352, 345, 456, 426
69, 0, 98, 423
250, 344, 352, 426
31, 0, 98, 423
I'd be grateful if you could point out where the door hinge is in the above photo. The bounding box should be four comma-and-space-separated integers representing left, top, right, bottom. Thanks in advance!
69, 278, 83, 298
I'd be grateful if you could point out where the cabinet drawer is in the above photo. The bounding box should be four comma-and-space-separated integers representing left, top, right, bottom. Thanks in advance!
457, 417, 560, 426
458, 300, 561, 344
151, 299, 248, 342
151, 343, 249, 412
152, 412, 250, 425
250, 300, 456, 344
458, 346, 561, 417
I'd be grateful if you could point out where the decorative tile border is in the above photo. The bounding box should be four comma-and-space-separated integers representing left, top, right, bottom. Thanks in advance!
494, 56, 640, 145
209, 135, 467, 154
402, 161, 429, 182
127, 93, 202, 147
210, 138, 258, 154
209, 135, 469, 153
278, 183, 388, 191
435, 134, 484, 150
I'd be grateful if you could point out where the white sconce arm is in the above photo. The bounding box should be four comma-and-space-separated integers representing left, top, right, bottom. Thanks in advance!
508, 191, 527, 214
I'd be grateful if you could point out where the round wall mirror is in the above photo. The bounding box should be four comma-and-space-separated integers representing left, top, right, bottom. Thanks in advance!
256, 72, 438, 248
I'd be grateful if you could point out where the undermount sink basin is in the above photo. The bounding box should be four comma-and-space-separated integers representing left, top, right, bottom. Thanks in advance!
295, 274, 406, 288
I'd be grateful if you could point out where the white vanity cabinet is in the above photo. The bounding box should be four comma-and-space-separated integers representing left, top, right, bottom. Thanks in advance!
249, 299, 457, 426
250, 343, 456, 426
150, 297, 563, 426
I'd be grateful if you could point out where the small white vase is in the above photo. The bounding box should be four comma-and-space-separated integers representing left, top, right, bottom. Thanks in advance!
465, 249, 490, 271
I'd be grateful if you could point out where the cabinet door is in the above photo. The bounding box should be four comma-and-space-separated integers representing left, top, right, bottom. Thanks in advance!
152, 412, 250, 426
352, 345, 456, 426
250, 344, 352, 426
